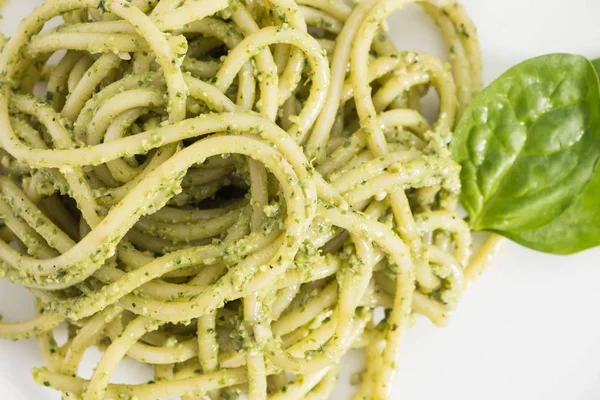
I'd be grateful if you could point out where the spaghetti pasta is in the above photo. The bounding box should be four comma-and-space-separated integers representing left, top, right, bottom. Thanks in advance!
0, 0, 489, 398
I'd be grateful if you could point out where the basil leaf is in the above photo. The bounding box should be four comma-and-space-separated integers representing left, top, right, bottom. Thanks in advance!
591, 58, 600, 75
451, 54, 600, 254
505, 160, 600, 254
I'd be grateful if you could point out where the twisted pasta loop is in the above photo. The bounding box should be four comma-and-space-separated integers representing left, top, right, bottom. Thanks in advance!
0, 0, 481, 399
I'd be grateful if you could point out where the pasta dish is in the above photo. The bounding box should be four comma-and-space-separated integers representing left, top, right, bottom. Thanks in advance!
0, 0, 506, 398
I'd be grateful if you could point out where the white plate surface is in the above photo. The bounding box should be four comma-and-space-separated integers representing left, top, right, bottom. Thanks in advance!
2, 0, 600, 399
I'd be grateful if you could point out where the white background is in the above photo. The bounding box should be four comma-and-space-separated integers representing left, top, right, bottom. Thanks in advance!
2, 0, 600, 399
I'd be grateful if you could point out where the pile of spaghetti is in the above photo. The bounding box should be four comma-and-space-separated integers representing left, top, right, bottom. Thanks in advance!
0, 0, 481, 398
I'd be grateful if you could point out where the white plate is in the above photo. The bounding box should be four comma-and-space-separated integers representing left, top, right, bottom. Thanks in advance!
2, 0, 600, 399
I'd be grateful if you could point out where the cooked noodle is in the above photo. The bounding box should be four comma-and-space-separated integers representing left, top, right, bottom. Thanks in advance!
0, 0, 495, 398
